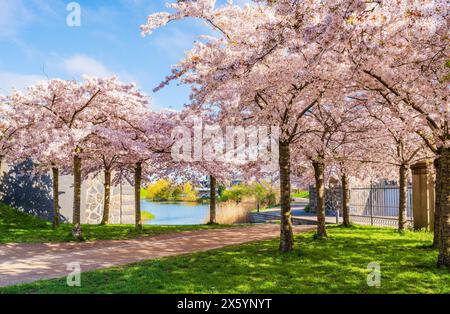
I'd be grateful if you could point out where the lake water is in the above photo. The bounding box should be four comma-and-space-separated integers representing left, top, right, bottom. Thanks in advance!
141, 200, 209, 225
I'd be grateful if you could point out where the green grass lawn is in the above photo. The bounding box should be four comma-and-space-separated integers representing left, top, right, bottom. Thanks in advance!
291, 190, 309, 198
0, 202, 231, 243
2, 225, 448, 294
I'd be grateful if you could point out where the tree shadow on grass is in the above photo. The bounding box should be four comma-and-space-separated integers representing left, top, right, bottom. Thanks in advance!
3, 226, 448, 294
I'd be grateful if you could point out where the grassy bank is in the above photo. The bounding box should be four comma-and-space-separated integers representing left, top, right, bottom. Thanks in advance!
141, 211, 155, 222
0, 203, 232, 243
2, 225, 448, 293
291, 190, 309, 198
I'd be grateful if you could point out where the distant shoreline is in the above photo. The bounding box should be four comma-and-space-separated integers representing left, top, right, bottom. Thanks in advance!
141, 199, 209, 204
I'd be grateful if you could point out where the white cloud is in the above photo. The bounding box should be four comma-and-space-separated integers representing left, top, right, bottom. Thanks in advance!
0, 0, 33, 38
62, 54, 113, 77
0, 0, 62, 39
0, 72, 46, 94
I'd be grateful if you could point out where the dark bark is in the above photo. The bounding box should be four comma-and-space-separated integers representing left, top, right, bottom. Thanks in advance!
134, 162, 142, 230
313, 159, 327, 238
52, 167, 60, 229
209, 175, 217, 224
279, 141, 294, 252
398, 164, 408, 232
101, 168, 111, 225
437, 147, 450, 269
433, 157, 441, 248
341, 173, 350, 227
72, 155, 82, 239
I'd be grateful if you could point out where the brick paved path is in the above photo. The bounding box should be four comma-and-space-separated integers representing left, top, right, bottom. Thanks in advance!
0, 224, 314, 287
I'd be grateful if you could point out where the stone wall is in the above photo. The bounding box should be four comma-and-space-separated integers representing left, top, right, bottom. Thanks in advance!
1, 161, 135, 224
308, 185, 342, 215
81, 173, 135, 225
0, 160, 55, 221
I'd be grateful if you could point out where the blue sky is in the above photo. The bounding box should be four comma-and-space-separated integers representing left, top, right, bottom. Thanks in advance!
0, 0, 248, 110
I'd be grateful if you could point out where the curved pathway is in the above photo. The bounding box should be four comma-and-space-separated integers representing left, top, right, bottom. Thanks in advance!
0, 224, 315, 287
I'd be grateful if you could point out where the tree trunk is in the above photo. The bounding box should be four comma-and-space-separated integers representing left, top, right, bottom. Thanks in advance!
313, 159, 327, 238
209, 175, 217, 224
433, 157, 441, 248
101, 168, 111, 225
52, 167, 60, 229
72, 155, 82, 239
437, 147, 450, 269
134, 162, 142, 230
342, 173, 350, 227
279, 141, 294, 252
398, 164, 408, 232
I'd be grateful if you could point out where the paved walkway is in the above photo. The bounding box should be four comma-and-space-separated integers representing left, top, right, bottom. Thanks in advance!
251, 200, 341, 225
0, 224, 315, 287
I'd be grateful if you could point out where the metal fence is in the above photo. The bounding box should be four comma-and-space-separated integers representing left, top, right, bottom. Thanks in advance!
349, 184, 413, 227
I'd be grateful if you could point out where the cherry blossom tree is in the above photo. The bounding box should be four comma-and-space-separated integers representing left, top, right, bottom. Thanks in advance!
0, 102, 17, 173
160, 110, 241, 225
80, 81, 152, 226
30, 78, 102, 238
360, 103, 433, 231
142, 0, 450, 271
341, 0, 449, 266
230, 0, 449, 267
141, 0, 346, 252
7, 84, 75, 228
291, 99, 372, 236
330, 138, 383, 227
0, 95, 65, 225
8, 77, 145, 237
0, 95, 40, 175
7, 77, 169, 232
110, 106, 181, 230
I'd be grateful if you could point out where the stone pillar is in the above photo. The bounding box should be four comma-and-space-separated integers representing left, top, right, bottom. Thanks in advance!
411, 161, 435, 231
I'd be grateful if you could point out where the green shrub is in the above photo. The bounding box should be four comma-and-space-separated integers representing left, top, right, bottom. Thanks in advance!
264, 191, 277, 207
220, 184, 252, 203
219, 182, 278, 209
143, 180, 199, 202
140, 187, 149, 199
304, 204, 310, 213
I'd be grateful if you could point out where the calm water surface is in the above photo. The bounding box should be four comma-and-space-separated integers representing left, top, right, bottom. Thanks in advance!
141, 200, 209, 225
